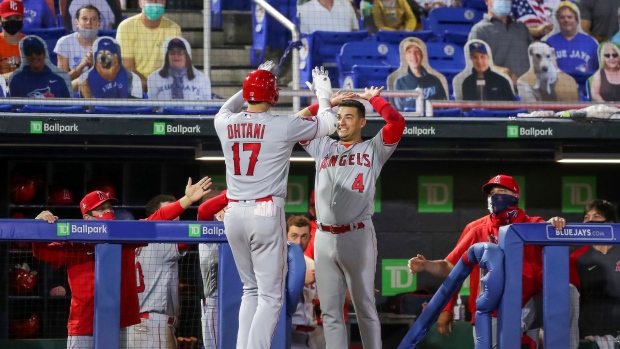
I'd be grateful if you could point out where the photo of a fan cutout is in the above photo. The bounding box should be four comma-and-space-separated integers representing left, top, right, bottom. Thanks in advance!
517, 41, 579, 102
452, 39, 515, 102
387, 37, 449, 111
591, 42, 620, 103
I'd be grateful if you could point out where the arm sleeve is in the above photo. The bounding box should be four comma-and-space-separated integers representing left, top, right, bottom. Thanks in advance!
307, 103, 319, 116
569, 246, 589, 290
446, 229, 477, 266
373, 96, 405, 145
32, 242, 66, 269
198, 190, 229, 221
402, 0, 417, 31
145, 200, 185, 221
218, 90, 244, 115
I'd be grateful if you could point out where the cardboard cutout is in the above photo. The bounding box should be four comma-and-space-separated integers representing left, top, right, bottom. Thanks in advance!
541, 1, 599, 76
517, 41, 579, 102
452, 39, 515, 101
387, 37, 449, 111
590, 42, 620, 102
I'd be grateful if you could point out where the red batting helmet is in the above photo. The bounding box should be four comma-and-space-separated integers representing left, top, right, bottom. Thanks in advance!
482, 174, 520, 197
88, 178, 117, 199
49, 188, 75, 205
10, 267, 37, 294
10, 180, 36, 205
243, 69, 279, 106
10, 313, 39, 339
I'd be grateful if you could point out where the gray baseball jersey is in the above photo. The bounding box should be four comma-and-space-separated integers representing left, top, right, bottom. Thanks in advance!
135, 243, 186, 317
302, 133, 397, 225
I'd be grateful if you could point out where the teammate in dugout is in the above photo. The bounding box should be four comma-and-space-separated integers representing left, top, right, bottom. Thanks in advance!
31, 176, 212, 349
213, 61, 338, 349
408, 174, 575, 348
296, 85, 406, 348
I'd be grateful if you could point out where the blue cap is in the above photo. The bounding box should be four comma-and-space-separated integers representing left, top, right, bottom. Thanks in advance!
97, 37, 119, 55
468, 42, 488, 55
22, 36, 43, 50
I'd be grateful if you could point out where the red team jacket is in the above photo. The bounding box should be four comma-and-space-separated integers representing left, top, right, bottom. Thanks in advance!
32, 201, 187, 336
198, 190, 229, 221
444, 208, 545, 322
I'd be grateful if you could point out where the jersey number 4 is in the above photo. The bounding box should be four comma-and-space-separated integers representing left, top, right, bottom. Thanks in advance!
352, 173, 365, 193
232, 142, 261, 176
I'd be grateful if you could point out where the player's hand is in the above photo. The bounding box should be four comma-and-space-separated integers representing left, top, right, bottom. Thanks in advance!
185, 176, 213, 203
330, 91, 357, 106
36, 210, 58, 223
305, 269, 316, 285
437, 311, 454, 336
357, 86, 384, 100
548, 216, 566, 230
408, 254, 427, 274
306, 66, 333, 100
257, 60, 275, 71
215, 207, 227, 222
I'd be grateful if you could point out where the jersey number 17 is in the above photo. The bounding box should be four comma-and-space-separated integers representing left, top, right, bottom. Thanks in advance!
232, 142, 261, 176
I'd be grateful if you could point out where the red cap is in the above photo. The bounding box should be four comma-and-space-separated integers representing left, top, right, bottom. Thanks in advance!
482, 174, 520, 197
0, 0, 24, 18
80, 190, 117, 215
309, 190, 315, 206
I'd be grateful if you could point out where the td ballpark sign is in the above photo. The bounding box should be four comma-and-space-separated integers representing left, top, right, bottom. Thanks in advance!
57, 222, 108, 236
153, 122, 202, 135
507, 125, 554, 138
30, 121, 79, 134
188, 224, 225, 237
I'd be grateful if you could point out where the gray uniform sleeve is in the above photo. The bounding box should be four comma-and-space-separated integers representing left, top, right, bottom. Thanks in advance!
300, 137, 327, 161
218, 90, 245, 115
370, 130, 399, 167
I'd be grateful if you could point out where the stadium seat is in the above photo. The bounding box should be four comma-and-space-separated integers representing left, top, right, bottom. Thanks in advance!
98, 30, 117, 38
347, 65, 397, 89
462, 0, 488, 11
374, 30, 435, 44
212, 0, 222, 28
89, 106, 154, 114
568, 71, 594, 102
0, 104, 12, 112
160, 107, 219, 115
468, 108, 528, 117
19, 105, 84, 113
427, 8, 484, 43
431, 108, 462, 117
21, 27, 67, 66
337, 41, 399, 87
250, 0, 296, 65
300, 30, 369, 88
426, 42, 465, 95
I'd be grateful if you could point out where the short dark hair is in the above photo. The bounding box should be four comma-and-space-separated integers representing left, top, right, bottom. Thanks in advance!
76, 4, 101, 20
584, 199, 618, 223
145, 194, 176, 216
287, 215, 310, 232
339, 99, 366, 118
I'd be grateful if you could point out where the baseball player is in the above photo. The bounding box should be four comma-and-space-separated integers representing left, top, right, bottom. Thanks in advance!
213, 61, 337, 349
127, 194, 195, 349
197, 190, 229, 349
298, 86, 406, 348
32, 176, 212, 349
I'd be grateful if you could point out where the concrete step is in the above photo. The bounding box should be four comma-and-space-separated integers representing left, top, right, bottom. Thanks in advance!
210, 66, 251, 84
211, 84, 294, 103
184, 29, 224, 47
193, 46, 252, 67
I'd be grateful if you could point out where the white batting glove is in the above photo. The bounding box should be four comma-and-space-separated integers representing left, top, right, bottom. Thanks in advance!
257, 60, 275, 72
305, 66, 333, 100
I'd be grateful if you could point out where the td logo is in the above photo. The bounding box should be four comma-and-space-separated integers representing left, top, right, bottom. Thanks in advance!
418, 176, 453, 213
382, 259, 416, 296
30, 121, 43, 134
507, 125, 519, 138
57, 223, 70, 236
188, 224, 201, 237
562, 176, 596, 213
153, 122, 166, 135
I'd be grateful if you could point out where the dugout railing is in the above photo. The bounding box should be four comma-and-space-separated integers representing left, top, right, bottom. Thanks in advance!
0, 219, 294, 349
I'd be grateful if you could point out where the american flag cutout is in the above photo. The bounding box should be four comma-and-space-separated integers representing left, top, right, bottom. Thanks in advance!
512, 0, 547, 26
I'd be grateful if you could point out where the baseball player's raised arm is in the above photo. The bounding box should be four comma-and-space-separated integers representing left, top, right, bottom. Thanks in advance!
217, 90, 245, 115
198, 190, 228, 221
146, 200, 185, 221
32, 243, 66, 268
371, 96, 405, 145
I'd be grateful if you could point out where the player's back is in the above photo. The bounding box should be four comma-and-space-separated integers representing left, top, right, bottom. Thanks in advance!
215, 110, 320, 200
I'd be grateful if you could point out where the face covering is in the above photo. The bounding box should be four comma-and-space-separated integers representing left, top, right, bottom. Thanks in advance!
78, 28, 98, 39
487, 197, 493, 213
2, 20, 23, 35
144, 3, 165, 21
96, 212, 116, 220
490, 193, 519, 215
492, 0, 512, 17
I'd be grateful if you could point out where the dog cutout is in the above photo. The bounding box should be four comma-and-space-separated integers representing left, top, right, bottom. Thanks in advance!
79, 37, 132, 99
517, 42, 579, 102
95, 49, 121, 82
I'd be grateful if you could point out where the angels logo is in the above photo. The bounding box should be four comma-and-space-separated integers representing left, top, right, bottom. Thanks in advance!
27, 87, 54, 98
82, 203, 87, 210
506, 209, 518, 223
487, 234, 498, 244
493, 175, 501, 184
96, 191, 107, 200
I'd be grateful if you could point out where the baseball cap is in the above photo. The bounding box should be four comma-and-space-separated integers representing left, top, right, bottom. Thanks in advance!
468, 41, 488, 55
80, 190, 118, 215
482, 175, 520, 197
0, 0, 24, 18
167, 37, 187, 51
556, 1, 578, 16
96, 37, 120, 55
22, 36, 44, 56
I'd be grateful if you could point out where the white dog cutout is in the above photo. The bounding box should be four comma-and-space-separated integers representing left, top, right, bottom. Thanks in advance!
529, 42, 557, 96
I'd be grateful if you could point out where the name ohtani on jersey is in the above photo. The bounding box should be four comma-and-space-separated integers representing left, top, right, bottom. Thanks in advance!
227, 123, 266, 139
319, 153, 371, 170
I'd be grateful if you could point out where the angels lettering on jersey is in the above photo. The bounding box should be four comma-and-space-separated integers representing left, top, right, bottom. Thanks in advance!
319, 153, 371, 171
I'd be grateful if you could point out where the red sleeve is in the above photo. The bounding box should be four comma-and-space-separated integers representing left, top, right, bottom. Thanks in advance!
443, 293, 458, 313
198, 190, 228, 221
146, 200, 185, 221
304, 223, 316, 260
32, 242, 66, 269
446, 228, 480, 266
372, 96, 405, 145
307, 104, 319, 116
569, 246, 589, 290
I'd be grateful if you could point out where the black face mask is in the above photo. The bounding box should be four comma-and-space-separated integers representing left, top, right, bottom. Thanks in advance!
2, 20, 23, 35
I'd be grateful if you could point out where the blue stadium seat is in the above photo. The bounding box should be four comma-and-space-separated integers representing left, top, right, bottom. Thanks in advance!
567, 70, 594, 102
431, 108, 462, 117
426, 42, 465, 95
89, 106, 153, 114
98, 30, 117, 38
374, 30, 435, 44
160, 107, 219, 115
337, 41, 399, 86
21, 27, 67, 66
250, 0, 296, 65
0, 104, 12, 112
212, 0, 222, 28
462, 0, 488, 11
427, 8, 483, 42
347, 65, 397, 89
19, 105, 84, 113
468, 108, 528, 117
300, 30, 369, 88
